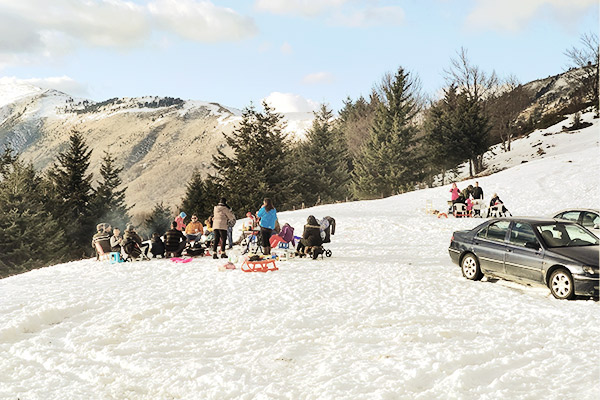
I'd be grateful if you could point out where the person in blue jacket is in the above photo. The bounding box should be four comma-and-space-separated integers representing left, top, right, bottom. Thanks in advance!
256, 197, 277, 255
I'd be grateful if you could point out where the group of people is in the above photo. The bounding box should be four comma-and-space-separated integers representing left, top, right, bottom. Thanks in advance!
92, 196, 336, 262
91, 223, 149, 260
449, 181, 510, 217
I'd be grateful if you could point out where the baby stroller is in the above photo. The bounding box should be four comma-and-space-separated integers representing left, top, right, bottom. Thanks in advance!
308, 216, 335, 259
241, 229, 263, 255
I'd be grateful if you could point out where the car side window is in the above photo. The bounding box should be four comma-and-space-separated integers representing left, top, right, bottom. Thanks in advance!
476, 226, 488, 239
581, 212, 599, 228
509, 222, 539, 248
483, 221, 510, 242
559, 211, 580, 222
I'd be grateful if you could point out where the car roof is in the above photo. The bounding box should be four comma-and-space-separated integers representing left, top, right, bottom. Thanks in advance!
490, 216, 576, 224
552, 208, 600, 215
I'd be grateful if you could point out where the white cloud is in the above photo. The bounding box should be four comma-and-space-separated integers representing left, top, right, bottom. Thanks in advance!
148, 0, 258, 42
0, 0, 257, 68
0, 76, 89, 96
263, 92, 319, 113
330, 6, 405, 27
302, 72, 335, 84
255, 0, 349, 17
280, 42, 293, 55
465, 0, 597, 31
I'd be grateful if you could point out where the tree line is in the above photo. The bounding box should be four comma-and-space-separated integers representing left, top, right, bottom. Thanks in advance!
1, 34, 596, 278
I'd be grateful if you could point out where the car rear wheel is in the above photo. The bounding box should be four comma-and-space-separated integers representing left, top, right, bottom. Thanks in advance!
461, 253, 483, 281
549, 268, 575, 300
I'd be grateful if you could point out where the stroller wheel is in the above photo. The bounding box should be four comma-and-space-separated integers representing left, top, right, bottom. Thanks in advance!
325, 249, 332, 257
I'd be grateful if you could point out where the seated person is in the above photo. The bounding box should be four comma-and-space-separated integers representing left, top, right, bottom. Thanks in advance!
92, 223, 111, 259
296, 215, 323, 258
123, 224, 149, 259
487, 193, 511, 217
204, 216, 214, 232
150, 232, 165, 258
110, 227, 123, 253
185, 215, 204, 241
164, 221, 187, 257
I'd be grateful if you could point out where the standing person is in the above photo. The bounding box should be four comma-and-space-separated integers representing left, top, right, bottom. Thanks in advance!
212, 198, 235, 259
257, 198, 277, 255
450, 183, 460, 203
472, 181, 484, 216
472, 181, 484, 200
164, 221, 187, 257
175, 212, 186, 231
225, 205, 236, 250
185, 215, 204, 242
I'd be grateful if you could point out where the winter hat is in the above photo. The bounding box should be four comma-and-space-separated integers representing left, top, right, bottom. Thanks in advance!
126, 224, 134, 232
179, 211, 187, 218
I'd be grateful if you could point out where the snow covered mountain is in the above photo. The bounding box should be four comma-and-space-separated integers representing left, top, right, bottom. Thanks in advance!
0, 111, 598, 399
0, 80, 313, 214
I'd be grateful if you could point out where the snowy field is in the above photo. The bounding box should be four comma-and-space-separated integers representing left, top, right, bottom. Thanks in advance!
1, 117, 599, 399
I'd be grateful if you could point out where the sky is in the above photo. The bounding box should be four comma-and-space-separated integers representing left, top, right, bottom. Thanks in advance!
0, 0, 597, 113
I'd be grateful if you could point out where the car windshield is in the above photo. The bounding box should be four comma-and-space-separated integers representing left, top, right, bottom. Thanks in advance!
536, 222, 599, 248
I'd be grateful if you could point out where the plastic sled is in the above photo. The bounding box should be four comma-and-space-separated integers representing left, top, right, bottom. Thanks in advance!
171, 257, 193, 263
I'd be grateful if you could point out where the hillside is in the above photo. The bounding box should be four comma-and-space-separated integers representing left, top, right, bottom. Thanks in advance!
0, 82, 313, 214
0, 111, 598, 399
0, 67, 591, 215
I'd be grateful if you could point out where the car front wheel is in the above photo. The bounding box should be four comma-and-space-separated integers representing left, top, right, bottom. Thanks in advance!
549, 268, 575, 300
461, 253, 483, 281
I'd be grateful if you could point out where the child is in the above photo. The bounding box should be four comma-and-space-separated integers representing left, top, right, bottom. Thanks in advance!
150, 232, 165, 258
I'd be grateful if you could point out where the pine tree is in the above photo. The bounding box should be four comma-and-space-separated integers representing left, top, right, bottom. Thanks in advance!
424, 85, 465, 184
454, 91, 490, 176
211, 102, 292, 212
0, 159, 68, 277
92, 151, 130, 229
46, 130, 95, 258
142, 202, 172, 238
294, 104, 351, 205
352, 67, 422, 199
180, 170, 221, 220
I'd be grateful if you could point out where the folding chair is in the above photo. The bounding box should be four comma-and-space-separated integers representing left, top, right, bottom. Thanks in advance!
95, 242, 109, 261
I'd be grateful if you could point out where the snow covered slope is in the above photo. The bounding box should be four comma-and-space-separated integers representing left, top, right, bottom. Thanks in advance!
0, 113, 598, 399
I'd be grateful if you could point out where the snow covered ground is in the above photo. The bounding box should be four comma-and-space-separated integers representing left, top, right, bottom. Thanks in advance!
0, 116, 599, 399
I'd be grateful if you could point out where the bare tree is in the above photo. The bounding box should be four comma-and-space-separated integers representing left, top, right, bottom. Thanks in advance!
564, 32, 599, 115
444, 47, 499, 103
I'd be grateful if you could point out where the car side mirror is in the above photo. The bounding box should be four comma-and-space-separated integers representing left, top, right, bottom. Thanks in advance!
524, 241, 540, 250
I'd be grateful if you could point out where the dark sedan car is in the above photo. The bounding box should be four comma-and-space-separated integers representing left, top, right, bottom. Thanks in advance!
449, 218, 599, 299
